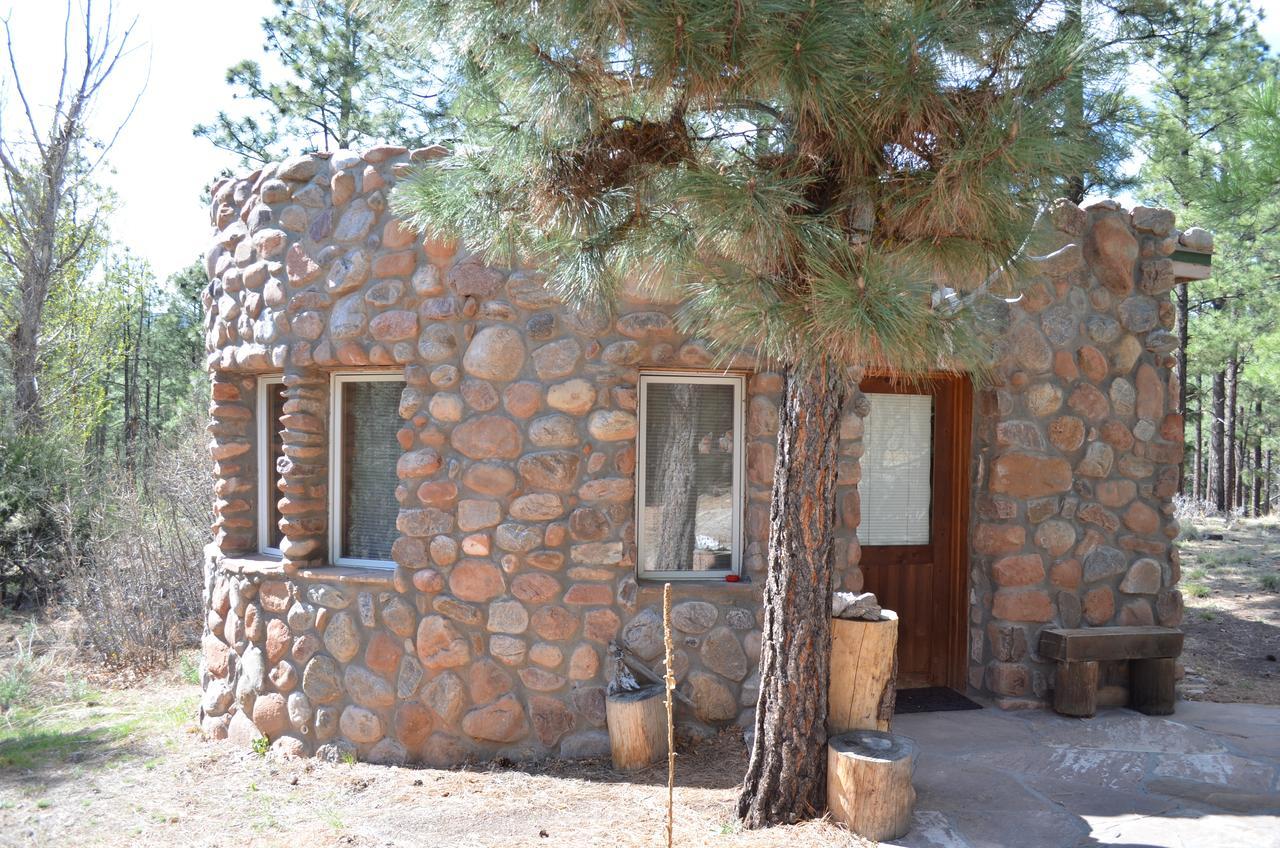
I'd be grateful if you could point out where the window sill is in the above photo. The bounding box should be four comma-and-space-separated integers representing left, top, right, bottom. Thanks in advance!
292, 565, 396, 588
220, 554, 285, 576
636, 574, 754, 589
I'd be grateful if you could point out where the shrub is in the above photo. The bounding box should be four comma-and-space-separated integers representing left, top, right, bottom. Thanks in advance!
0, 437, 85, 608
63, 413, 210, 670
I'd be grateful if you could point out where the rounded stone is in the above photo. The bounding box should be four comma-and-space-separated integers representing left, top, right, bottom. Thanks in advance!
462, 462, 517, 496
529, 414, 580, 447
518, 451, 581, 492
512, 572, 562, 604
416, 615, 470, 670
531, 338, 581, 380
671, 601, 718, 635
621, 608, 663, 661
322, 612, 361, 663
1119, 558, 1161, 594
449, 559, 506, 602
344, 664, 395, 708
487, 599, 530, 634
302, 656, 343, 704
531, 605, 578, 641
461, 694, 527, 743
1047, 416, 1085, 452
252, 692, 289, 736
339, 705, 383, 744
701, 627, 749, 681
688, 672, 737, 722
1033, 520, 1076, 557
451, 415, 522, 460
462, 325, 525, 381
546, 379, 596, 415
587, 410, 637, 441
509, 493, 564, 521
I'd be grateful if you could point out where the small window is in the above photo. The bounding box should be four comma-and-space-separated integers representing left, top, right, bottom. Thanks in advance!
637, 373, 743, 579
329, 373, 406, 567
257, 376, 285, 555
856, 392, 933, 546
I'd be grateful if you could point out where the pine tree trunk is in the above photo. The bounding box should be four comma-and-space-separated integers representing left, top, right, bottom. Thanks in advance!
1253, 400, 1263, 516
1225, 351, 1239, 513
738, 360, 847, 828
654, 383, 698, 570
1175, 281, 1189, 493
1193, 375, 1203, 501
1266, 449, 1273, 515
1211, 370, 1226, 512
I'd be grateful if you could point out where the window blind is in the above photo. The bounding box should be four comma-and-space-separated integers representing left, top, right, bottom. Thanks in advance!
856, 392, 933, 546
340, 380, 405, 561
639, 379, 739, 574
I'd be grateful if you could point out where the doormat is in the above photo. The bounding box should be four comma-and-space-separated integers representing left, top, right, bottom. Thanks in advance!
893, 687, 983, 714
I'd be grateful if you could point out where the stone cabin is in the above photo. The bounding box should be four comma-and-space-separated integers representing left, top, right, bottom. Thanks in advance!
199, 145, 1213, 764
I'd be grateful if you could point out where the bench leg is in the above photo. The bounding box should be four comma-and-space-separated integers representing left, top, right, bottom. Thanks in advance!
1054, 661, 1098, 717
1130, 657, 1176, 715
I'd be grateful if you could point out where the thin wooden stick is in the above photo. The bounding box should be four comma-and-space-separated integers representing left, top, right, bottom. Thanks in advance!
663, 582, 675, 848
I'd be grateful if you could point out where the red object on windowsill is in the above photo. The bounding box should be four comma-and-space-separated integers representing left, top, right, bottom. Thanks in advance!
724, 574, 740, 583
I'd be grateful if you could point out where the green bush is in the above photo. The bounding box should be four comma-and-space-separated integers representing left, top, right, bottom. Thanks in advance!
0, 437, 85, 608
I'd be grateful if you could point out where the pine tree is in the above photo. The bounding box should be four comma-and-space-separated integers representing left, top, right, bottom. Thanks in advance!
373, 0, 1086, 825
195, 0, 448, 166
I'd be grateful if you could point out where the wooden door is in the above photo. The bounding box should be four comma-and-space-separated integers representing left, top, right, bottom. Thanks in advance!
857, 375, 971, 689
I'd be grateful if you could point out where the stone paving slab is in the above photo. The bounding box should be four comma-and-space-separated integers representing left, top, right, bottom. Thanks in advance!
886, 700, 1280, 848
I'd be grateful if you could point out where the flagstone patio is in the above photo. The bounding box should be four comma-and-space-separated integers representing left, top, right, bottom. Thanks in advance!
889, 699, 1280, 847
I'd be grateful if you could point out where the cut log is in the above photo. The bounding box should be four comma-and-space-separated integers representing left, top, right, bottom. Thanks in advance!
827, 730, 916, 842
606, 684, 668, 771
828, 611, 899, 733
1054, 660, 1099, 717
1130, 656, 1176, 716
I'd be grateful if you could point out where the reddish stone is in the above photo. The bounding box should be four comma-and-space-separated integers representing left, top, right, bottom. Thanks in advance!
1078, 503, 1119, 532
449, 559, 506, 602
1049, 558, 1082, 590
469, 658, 514, 704
529, 694, 576, 747
569, 644, 600, 679
417, 480, 458, 507
1100, 419, 1135, 451
369, 309, 418, 342
416, 615, 470, 670
252, 693, 289, 736
1077, 345, 1108, 382
1123, 501, 1159, 535
503, 382, 542, 418
1160, 413, 1183, 442
259, 581, 290, 614
204, 636, 229, 677
292, 633, 321, 664
992, 589, 1054, 622
373, 250, 418, 278
583, 608, 620, 643
460, 695, 527, 743
992, 554, 1045, 587
412, 568, 445, 593
393, 702, 434, 749
1033, 520, 1076, 557
1118, 600, 1155, 626
1067, 384, 1109, 422
451, 415, 523, 460
1083, 587, 1115, 625
519, 667, 567, 692
512, 572, 562, 604
1053, 349, 1079, 381
974, 523, 1026, 555
462, 462, 517, 496
365, 631, 403, 678
986, 662, 1030, 696
1047, 416, 1085, 452
1136, 364, 1163, 420
531, 605, 579, 641
989, 453, 1072, 498
563, 584, 613, 606
1096, 479, 1137, 508
265, 618, 291, 664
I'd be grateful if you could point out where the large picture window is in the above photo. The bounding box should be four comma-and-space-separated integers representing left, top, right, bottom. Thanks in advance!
636, 373, 743, 579
856, 392, 933, 546
257, 376, 285, 555
329, 373, 406, 567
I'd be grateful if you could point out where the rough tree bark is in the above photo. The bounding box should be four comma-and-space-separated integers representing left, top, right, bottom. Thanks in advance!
1225, 351, 1239, 512
1254, 399, 1263, 516
654, 383, 698, 570
738, 359, 847, 828
1193, 374, 1203, 501
1211, 369, 1226, 512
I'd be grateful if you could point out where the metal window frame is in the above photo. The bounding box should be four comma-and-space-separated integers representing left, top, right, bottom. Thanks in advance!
635, 371, 745, 581
328, 371, 405, 569
256, 375, 285, 557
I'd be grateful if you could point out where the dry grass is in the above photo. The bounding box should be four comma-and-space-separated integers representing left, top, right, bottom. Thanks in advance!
1178, 515, 1280, 704
0, 611, 869, 848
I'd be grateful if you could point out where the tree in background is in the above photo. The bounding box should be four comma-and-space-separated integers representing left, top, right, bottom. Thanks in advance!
374, 0, 1085, 825
0, 0, 137, 435
195, 0, 448, 166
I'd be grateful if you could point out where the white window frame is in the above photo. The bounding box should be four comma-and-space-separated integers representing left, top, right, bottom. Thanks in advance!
328, 371, 405, 569
635, 372, 745, 581
257, 375, 285, 557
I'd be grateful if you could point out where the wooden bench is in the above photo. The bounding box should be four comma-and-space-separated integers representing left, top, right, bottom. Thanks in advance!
1038, 626, 1183, 718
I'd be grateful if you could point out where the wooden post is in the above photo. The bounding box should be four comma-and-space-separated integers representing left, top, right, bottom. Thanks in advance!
828, 611, 898, 733
827, 730, 916, 842
1130, 657, 1176, 716
663, 583, 675, 848
1053, 660, 1099, 717
606, 685, 668, 771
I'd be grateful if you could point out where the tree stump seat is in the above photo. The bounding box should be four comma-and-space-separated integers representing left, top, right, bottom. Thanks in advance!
1038, 626, 1183, 718
826, 730, 916, 842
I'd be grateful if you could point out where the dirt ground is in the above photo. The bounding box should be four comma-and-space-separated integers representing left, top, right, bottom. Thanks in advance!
1177, 515, 1280, 704
0, 615, 866, 848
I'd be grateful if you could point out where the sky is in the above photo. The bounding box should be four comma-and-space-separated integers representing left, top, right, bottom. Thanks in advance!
1, 0, 1279, 283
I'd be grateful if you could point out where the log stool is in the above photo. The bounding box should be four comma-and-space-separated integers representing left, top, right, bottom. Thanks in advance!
827, 729, 916, 842
1038, 626, 1184, 717
829, 610, 899, 733
605, 685, 668, 771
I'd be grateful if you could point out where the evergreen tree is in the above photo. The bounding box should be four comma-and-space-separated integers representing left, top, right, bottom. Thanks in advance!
195, 0, 448, 166
373, 0, 1086, 825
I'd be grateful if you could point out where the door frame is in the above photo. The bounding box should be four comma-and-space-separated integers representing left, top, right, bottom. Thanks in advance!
859, 372, 972, 690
